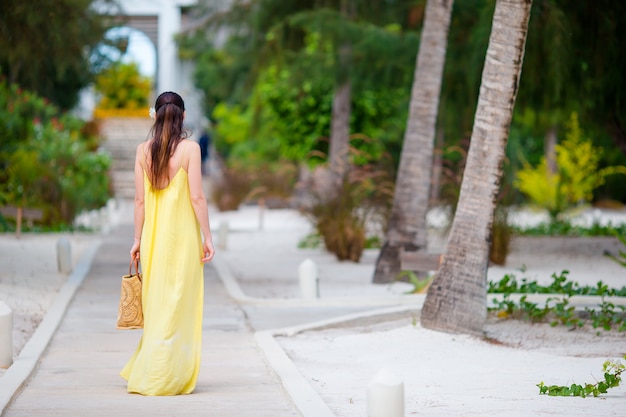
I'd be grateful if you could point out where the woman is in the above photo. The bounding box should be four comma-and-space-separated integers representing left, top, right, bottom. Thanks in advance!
121, 91, 215, 395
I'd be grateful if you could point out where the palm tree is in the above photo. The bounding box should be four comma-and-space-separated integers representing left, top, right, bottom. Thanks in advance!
373, 0, 454, 283
325, 0, 351, 190
421, 0, 533, 335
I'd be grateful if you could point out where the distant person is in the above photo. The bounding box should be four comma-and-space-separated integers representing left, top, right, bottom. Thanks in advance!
123, 91, 215, 395
198, 129, 211, 175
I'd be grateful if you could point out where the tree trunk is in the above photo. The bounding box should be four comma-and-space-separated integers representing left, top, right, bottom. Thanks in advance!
421, 0, 533, 335
328, 79, 352, 190
328, 0, 354, 191
16, 206, 23, 239
373, 0, 454, 283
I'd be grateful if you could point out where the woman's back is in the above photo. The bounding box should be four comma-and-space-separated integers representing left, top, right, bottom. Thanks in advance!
141, 139, 192, 190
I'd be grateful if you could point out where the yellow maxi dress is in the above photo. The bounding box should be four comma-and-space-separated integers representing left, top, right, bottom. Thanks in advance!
120, 167, 204, 395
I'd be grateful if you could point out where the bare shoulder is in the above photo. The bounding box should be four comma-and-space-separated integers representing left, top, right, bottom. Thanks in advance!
181, 140, 200, 170
135, 142, 144, 159
185, 139, 200, 153
136, 141, 150, 154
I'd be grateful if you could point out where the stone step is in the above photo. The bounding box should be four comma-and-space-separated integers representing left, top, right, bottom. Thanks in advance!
110, 171, 135, 199
99, 117, 153, 199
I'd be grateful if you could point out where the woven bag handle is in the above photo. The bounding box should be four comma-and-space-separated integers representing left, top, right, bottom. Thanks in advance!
128, 258, 141, 278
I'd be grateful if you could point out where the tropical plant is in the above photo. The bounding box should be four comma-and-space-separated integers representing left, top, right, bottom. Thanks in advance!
210, 159, 298, 211
514, 221, 626, 237
488, 270, 626, 332
515, 112, 626, 219
182, 0, 420, 169
299, 140, 394, 262
0, 79, 111, 228
94, 61, 152, 110
210, 161, 254, 212
0, 0, 119, 110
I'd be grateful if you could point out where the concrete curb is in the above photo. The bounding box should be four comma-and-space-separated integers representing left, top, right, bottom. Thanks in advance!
254, 332, 335, 417
213, 255, 424, 417
211, 256, 426, 308
254, 305, 421, 417
0, 239, 101, 415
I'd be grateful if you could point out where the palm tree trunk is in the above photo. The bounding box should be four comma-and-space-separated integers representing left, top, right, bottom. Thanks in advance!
421, 0, 533, 335
328, 0, 354, 191
373, 0, 454, 283
328, 79, 352, 189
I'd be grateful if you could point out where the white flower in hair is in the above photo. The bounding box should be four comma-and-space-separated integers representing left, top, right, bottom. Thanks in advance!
149, 107, 156, 119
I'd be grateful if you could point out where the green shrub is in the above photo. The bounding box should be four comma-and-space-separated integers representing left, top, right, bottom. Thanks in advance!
513, 221, 626, 237
211, 160, 298, 211
94, 62, 151, 110
515, 112, 626, 220
488, 270, 626, 332
0, 78, 111, 228
300, 144, 394, 262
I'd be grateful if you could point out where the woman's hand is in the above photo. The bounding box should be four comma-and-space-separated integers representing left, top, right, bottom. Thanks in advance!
201, 239, 215, 263
130, 239, 141, 261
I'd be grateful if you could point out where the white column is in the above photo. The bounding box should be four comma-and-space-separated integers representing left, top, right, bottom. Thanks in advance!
57, 237, 73, 274
0, 301, 13, 368
367, 368, 405, 417
299, 259, 319, 298
157, 0, 182, 93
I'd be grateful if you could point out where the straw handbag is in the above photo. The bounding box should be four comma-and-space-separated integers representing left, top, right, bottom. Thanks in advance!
116, 259, 144, 329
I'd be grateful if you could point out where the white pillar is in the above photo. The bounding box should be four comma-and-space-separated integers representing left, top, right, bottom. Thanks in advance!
157, 0, 182, 93
217, 221, 229, 250
367, 368, 405, 417
57, 237, 73, 274
0, 301, 13, 368
298, 259, 319, 298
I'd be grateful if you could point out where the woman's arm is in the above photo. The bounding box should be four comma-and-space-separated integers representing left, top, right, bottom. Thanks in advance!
187, 141, 215, 263
130, 143, 145, 261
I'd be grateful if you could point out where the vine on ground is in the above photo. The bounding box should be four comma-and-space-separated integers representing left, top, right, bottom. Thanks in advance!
537, 356, 625, 397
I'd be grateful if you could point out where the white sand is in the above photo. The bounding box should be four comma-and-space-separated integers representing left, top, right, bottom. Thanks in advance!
279, 317, 626, 417
218, 206, 626, 416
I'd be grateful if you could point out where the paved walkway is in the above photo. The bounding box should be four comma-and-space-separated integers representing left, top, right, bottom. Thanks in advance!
2, 222, 302, 417
1, 202, 406, 417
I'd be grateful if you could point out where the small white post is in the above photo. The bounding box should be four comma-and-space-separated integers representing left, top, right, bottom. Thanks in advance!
217, 221, 229, 250
57, 237, 72, 274
367, 368, 405, 417
298, 258, 319, 298
99, 206, 110, 233
0, 301, 13, 368
258, 198, 265, 231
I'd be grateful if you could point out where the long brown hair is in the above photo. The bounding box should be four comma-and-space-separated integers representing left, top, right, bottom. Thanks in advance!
147, 91, 190, 188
